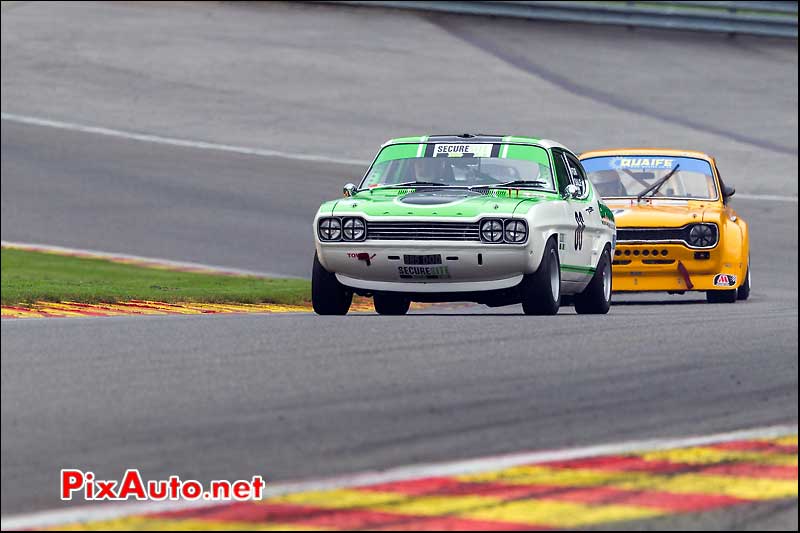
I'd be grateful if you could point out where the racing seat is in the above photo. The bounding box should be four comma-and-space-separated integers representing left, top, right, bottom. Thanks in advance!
591, 170, 628, 197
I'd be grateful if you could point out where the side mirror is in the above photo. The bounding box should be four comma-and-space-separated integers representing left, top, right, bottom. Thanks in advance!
343, 183, 357, 197
722, 184, 735, 201
563, 184, 579, 199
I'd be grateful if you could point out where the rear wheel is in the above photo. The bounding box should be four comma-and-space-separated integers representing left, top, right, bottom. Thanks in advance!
574, 248, 612, 315
373, 293, 410, 315
312, 253, 352, 315
737, 262, 751, 301
521, 238, 561, 316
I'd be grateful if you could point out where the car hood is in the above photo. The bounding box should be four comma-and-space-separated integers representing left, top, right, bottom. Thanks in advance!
604, 199, 723, 228
331, 188, 552, 218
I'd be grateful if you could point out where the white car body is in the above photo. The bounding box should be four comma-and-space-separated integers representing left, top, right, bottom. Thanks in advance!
313, 136, 616, 306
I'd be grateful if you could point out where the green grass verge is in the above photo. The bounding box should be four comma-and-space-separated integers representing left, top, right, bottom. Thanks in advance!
1, 249, 311, 305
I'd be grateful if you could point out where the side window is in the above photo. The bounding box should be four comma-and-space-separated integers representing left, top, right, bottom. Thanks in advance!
564, 153, 589, 199
551, 149, 571, 194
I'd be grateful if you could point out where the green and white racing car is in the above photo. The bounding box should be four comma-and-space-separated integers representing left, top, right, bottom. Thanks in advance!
312, 134, 616, 315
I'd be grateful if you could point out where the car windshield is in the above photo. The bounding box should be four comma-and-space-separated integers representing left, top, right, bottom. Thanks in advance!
361, 143, 555, 190
581, 156, 718, 200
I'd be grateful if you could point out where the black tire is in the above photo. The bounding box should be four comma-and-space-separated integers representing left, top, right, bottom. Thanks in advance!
373, 293, 410, 315
707, 289, 737, 304
737, 263, 751, 301
312, 253, 352, 315
574, 248, 612, 315
521, 237, 561, 316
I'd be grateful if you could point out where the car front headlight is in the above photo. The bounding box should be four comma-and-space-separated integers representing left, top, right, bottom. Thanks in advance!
318, 217, 342, 241
687, 223, 717, 248
504, 220, 528, 243
342, 217, 366, 241
480, 219, 504, 243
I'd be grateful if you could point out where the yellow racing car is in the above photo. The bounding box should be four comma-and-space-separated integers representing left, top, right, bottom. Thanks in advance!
579, 149, 749, 303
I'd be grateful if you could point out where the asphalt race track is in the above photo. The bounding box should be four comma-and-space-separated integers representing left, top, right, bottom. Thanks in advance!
1, 1, 798, 529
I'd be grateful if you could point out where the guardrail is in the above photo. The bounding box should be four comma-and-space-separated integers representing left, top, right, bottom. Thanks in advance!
313, 1, 798, 38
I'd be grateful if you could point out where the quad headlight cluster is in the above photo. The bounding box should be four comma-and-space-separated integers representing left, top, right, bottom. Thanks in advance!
480, 218, 528, 244
318, 217, 366, 241
686, 223, 718, 248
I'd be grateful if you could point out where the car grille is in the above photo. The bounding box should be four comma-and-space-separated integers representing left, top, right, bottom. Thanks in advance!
617, 225, 718, 248
366, 221, 480, 241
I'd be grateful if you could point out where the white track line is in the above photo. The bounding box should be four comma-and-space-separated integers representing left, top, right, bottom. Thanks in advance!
735, 193, 798, 203
2, 112, 797, 203
1, 423, 796, 530
0, 112, 370, 167
0, 240, 294, 279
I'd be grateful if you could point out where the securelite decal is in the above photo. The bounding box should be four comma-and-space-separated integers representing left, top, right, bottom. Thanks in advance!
398, 265, 451, 279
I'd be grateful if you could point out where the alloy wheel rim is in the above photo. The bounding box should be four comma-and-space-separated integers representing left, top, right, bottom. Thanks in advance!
550, 252, 560, 301
603, 260, 611, 302
747, 265, 752, 289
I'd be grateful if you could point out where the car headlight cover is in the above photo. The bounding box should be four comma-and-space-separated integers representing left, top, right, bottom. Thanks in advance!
687, 223, 717, 248
318, 217, 342, 241
504, 220, 528, 243
480, 219, 504, 243
342, 217, 366, 241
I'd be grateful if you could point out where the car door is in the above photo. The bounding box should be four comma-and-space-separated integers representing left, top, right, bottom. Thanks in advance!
560, 150, 601, 282
551, 149, 585, 278
563, 151, 605, 274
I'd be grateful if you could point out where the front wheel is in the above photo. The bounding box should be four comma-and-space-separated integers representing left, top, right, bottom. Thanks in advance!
521, 237, 561, 316
737, 262, 751, 301
574, 248, 612, 315
373, 293, 410, 315
312, 253, 352, 315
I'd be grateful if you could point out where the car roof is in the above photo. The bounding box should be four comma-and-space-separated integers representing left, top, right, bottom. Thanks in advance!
579, 148, 716, 164
382, 134, 570, 152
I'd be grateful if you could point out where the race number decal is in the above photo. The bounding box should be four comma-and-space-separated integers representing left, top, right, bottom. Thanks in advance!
574, 211, 585, 251
433, 144, 493, 158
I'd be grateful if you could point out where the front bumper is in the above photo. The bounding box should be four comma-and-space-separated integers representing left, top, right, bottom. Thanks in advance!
315, 240, 534, 293
611, 243, 745, 292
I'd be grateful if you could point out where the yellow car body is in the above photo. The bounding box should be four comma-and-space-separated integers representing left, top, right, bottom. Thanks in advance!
579, 149, 750, 303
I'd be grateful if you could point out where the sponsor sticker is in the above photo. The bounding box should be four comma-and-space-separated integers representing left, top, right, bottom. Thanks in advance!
347, 252, 376, 266
398, 265, 451, 280
713, 273, 737, 287
610, 157, 674, 170
433, 144, 493, 158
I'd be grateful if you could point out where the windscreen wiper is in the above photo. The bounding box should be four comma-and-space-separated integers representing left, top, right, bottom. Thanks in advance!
489, 180, 548, 188
637, 164, 680, 201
